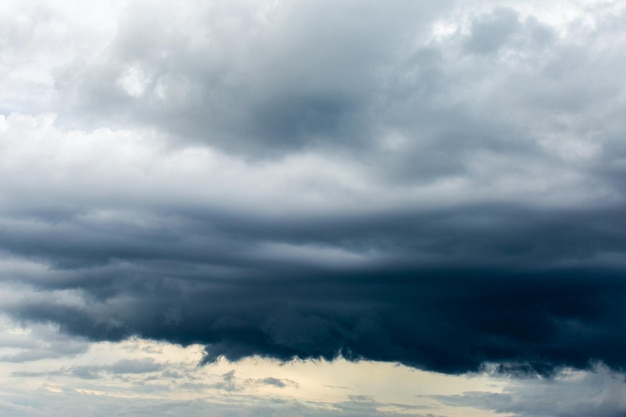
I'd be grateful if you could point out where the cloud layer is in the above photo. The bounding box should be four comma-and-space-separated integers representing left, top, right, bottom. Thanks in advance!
2, 0, 626, 379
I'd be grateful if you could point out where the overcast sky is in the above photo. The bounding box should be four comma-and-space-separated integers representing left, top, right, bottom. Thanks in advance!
3, 0, 626, 416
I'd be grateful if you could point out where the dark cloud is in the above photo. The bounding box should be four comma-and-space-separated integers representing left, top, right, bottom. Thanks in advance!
3, 204, 626, 375
3, 0, 626, 382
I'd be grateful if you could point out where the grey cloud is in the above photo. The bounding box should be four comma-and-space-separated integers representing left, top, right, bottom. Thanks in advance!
0, 320, 89, 363
464, 8, 522, 54
53, 0, 454, 156
4, 0, 626, 381
213, 370, 238, 392
12, 358, 163, 380
434, 364, 626, 417
0, 386, 438, 417
6, 1, 626, 193
257, 377, 288, 388
208, 369, 297, 391
108, 358, 163, 375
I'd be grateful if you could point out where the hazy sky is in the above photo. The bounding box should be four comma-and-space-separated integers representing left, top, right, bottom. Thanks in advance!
3, 1, 626, 416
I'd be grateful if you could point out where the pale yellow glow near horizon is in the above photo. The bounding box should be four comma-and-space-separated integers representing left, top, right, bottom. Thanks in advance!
0, 330, 507, 417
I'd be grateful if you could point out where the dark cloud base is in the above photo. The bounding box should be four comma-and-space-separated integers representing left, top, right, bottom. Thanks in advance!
9, 262, 626, 376
3, 203, 626, 376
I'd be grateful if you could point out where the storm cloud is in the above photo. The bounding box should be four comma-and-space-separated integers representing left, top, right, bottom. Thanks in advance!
3, 0, 626, 380
3, 199, 626, 374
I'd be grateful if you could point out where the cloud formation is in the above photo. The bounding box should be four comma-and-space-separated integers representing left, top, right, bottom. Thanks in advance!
2, 0, 626, 381
436, 364, 626, 417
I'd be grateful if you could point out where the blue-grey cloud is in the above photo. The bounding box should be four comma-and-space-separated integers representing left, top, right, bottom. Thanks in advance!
434, 364, 626, 417
12, 358, 163, 379
2, 0, 626, 380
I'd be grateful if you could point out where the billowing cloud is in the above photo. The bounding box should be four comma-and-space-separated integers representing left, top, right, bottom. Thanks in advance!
2, 0, 626, 390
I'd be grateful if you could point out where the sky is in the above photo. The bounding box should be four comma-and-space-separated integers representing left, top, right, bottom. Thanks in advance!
2, 0, 626, 416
